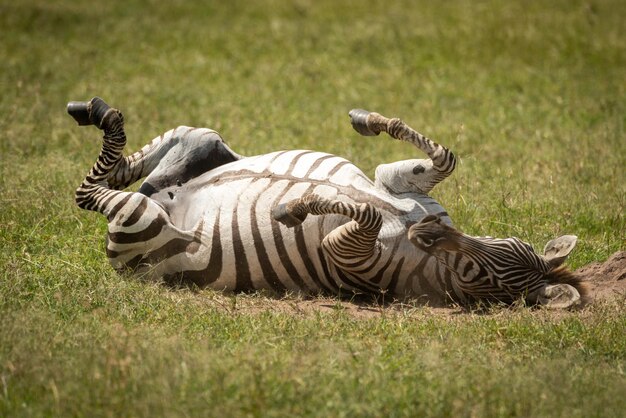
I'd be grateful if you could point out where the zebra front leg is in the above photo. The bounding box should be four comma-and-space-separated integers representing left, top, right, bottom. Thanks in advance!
349, 109, 456, 193
273, 194, 383, 269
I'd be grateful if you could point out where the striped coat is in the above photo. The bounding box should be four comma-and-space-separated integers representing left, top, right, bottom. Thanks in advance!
71, 98, 587, 308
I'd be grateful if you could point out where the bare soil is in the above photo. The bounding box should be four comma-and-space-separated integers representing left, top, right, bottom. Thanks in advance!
575, 251, 626, 302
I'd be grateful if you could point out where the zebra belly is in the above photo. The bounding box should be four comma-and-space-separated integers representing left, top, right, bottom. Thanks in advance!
124, 150, 452, 295
150, 176, 351, 292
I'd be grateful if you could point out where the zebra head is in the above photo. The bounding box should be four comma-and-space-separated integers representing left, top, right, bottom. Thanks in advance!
408, 215, 588, 308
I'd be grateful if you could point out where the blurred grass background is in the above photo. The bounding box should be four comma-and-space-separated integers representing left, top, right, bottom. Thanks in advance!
1, 0, 624, 416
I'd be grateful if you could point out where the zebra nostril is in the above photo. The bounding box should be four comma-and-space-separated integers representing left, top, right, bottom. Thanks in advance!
408, 227, 436, 249
420, 237, 434, 247
420, 214, 439, 224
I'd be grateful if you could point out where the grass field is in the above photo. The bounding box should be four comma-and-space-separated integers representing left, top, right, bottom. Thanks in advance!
1, 0, 625, 416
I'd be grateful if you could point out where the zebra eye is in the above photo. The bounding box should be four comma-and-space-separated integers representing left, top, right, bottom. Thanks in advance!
420, 214, 439, 224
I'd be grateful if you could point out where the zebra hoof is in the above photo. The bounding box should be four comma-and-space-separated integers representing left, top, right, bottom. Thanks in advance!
272, 204, 306, 228
349, 109, 378, 136
66, 97, 112, 129
67, 101, 91, 126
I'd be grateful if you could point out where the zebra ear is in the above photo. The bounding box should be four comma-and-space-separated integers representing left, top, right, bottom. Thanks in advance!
543, 235, 578, 267
537, 284, 581, 309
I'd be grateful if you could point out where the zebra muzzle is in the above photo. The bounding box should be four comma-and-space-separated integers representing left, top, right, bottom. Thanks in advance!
408, 215, 454, 250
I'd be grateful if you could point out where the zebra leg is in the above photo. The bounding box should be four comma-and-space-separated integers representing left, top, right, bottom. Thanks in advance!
72, 97, 130, 213
72, 98, 161, 220
69, 98, 242, 194
349, 109, 456, 194
71, 99, 200, 274
71, 97, 170, 218
121, 127, 242, 197
273, 194, 383, 269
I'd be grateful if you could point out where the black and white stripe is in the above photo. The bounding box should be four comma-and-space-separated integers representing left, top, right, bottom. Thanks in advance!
71, 98, 584, 307
448, 237, 550, 302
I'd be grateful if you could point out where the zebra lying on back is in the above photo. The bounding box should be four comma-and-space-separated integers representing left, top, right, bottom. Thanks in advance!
69, 97, 588, 308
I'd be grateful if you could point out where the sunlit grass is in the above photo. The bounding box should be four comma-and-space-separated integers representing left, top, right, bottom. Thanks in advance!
1, 0, 624, 416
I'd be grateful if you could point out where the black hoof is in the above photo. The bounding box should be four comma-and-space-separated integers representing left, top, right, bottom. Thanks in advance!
272, 203, 306, 228
67, 101, 91, 126
349, 108, 378, 136
66, 97, 112, 129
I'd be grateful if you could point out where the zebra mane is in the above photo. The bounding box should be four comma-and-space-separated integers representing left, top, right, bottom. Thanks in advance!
545, 265, 591, 304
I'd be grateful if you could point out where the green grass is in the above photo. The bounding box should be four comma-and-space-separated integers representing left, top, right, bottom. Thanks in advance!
1, 0, 625, 416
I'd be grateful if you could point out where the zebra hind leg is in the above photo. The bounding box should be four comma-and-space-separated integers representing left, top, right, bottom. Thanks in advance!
68, 97, 121, 131
70, 98, 242, 194
349, 109, 456, 194
70, 97, 131, 213
69, 97, 139, 192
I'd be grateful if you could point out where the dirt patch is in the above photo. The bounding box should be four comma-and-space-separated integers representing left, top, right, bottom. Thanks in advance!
257, 296, 468, 319
575, 251, 626, 302
183, 291, 465, 320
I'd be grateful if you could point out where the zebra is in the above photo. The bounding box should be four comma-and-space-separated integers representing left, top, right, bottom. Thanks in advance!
68, 97, 588, 308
